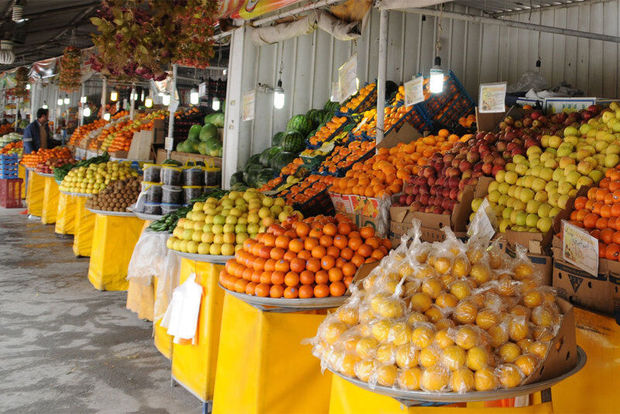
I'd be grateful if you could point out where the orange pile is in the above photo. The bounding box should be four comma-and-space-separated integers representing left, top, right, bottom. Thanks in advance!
0, 140, 22, 154
258, 176, 283, 193
458, 114, 476, 128
329, 130, 460, 198
339, 83, 376, 114
280, 157, 304, 175
567, 167, 620, 261
68, 119, 108, 146
0, 124, 14, 136
308, 116, 349, 147
219, 215, 390, 299
318, 140, 376, 175
282, 175, 334, 205
21, 147, 73, 168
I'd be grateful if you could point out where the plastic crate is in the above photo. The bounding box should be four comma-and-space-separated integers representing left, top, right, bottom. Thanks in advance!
0, 178, 23, 208
420, 70, 475, 130
293, 189, 335, 218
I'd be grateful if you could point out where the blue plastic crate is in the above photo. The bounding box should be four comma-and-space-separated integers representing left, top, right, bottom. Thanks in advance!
419, 70, 475, 130
0, 172, 18, 179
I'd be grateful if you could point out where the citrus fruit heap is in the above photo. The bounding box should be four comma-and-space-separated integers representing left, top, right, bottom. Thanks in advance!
312, 229, 563, 393
219, 215, 391, 299
167, 189, 302, 256
59, 161, 138, 194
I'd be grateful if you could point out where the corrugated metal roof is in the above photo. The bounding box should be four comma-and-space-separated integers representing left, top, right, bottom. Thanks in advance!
453, 0, 591, 15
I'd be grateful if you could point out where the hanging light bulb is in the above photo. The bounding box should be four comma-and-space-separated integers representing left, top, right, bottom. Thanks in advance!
57, 97, 63, 106
212, 97, 220, 111
273, 79, 285, 110
83, 106, 91, 117
25, 83, 30, 90
42, 101, 48, 109
140, 91, 145, 101
110, 90, 118, 102
162, 94, 171, 106
145, 96, 153, 108
190, 88, 199, 105
103, 113, 111, 121
223, 69, 227, 76
80, 96, 87, 104
429, 56, 444, 94
64, 95, 70, 105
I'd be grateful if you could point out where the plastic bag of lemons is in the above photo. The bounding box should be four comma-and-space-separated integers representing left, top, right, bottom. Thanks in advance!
311, 218, 562, 394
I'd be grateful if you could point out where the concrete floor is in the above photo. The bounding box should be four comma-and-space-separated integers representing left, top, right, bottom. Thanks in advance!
0, 209, 201, 413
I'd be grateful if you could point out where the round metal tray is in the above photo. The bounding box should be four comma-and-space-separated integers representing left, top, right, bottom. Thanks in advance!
86, 208, 135, 217
171, 249, 234, 264
132, 210, 164, 221
329, 346, 586, 404
35, 171, 54, 177
222, 285, 349, 310
59, 190, 93, 197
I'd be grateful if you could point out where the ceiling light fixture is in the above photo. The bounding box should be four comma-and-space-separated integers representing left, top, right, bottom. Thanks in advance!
0, 40, 15, 65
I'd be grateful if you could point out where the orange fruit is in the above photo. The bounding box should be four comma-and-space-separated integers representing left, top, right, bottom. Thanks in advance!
290, 257, 306, 273
300, 270, 315, 285
284, 286, 299, 298
274, 259, 290, 273
330, 281, 346, 297
333, 235, 348, 249
270, 247, 285, 260
360, 226, 375, 239
315, 270, 329, 284
328, 267, 344, 282
297, 250, 312, 260
314, 284, 330, 298
307, 258, 321, 272
349, 237, 363, 251
295, 222, 310, 238
270, 285, 284, 298
351, 254, 365, 267
289, 238, 304, 253
340, 247, 354, 260
299, 285, 314, 298
283, 250, 297, 262
284, 271, 300, 287
324, 223, 337, 236
304, 237, 320, 251
327, 246, 340, 258
311, 245, 327, 258
357, 244, 373, 258
320, 235, 334, 247
255, 283, 270, 297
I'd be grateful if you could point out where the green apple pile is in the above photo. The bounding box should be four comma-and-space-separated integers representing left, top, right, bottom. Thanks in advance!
59, 162, 139, 194
472, 105, 620, 233
166, 189, 303, 256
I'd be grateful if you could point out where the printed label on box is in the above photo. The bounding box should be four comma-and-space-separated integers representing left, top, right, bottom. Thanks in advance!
350, 195, 380, 219
562, 220, 599, 277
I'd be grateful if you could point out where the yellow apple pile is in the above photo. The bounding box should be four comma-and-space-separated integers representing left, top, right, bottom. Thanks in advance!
473, 103, 620, 233
312, 228, 563, 393
166, 189, 303, 256
59, 161, 139, 194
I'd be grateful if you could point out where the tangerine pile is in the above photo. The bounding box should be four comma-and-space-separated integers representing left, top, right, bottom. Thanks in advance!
318, 140, 376, 175
220, 215, 391, 299
21, 147, 74, 169
339, 83, 377, 114
281, 175, 335, 205
567, 166, 620, 260
309, 116, 349, 147
312, 228, 564, 393
68, 119, 108, 146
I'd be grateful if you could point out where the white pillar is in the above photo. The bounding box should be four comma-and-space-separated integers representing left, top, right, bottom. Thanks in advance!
166, 64, 178, 158
222, 26, 245, 189
129, 82, 136, 120
101, 77, 107, 119
79, 82, 85, 126
376, 9, 388, 144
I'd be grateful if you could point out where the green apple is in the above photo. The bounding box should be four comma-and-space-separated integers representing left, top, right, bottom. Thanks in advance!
566, 171, 581, 186
513, 200, 526, 211
558, 180, 574, 195
502, 207, 514, 220
589, 169, 604, 183
531, 178, 546, 192
506, 198, 516, 208
498, 182, 510, 194
558, 194, 570, 209
516, 211, 528, 226
236, 233, 249, 244
548, 192, 560, 207
606, 144, 620, 155
552, 169, 564, 182
564, 126, 579, 137
182, 229, 194, 241
548, 135, 562, 148
505, 163, 516, 172
221, 243, 235, 256
209, 243, 222, 255
559, 157, 576, 168
549, 207, 562, 217
545, 181, 558, 193
605, 153, 620, 168
495, 170, 506, 183
526, 213, 539, 228
510, 209, 519, 225
539, 168, 553, 181
515, 163, 528, 176
488, 181, 499, 193
247, 223, 259, 235
197, 242, 210, 255
577, 160, 595, 175
498, 194, 509, 206
187, 241, 199, 254
537, 217, 553, 233
211, 224, 223, 234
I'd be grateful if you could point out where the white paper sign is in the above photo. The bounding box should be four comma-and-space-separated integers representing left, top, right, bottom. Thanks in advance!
479, 82, 507, 113
404, 76, 424, 107
338, 54, 358, 103
562, 220, 599, 277
198, 82, 207, 97
164, 137, 174, 151
242, 89, 256, 121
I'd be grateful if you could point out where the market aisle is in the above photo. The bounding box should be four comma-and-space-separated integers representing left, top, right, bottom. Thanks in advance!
0, 210, 200, 413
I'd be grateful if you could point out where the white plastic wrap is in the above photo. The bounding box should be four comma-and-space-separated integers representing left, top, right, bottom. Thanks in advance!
127, 230, 170, 285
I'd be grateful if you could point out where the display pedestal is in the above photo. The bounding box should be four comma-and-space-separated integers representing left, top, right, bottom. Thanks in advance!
126, 279, 154, 321
41, 176, 59, 224
551, 308, 620, 413
329, 376, 553, 414
72, 196, 94, 257
211, 294, 332, 414
87, 213, 144, 291
26, 170, 44, 216
153, 275, 173, 360
55, 192, 76, 235
171, 258, 225, 402
18, 165, 25, 199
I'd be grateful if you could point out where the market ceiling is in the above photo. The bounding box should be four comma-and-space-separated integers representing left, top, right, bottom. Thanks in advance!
0, 0, 98, 70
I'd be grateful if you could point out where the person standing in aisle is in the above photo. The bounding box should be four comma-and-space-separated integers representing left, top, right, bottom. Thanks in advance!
23, 108, 51, 154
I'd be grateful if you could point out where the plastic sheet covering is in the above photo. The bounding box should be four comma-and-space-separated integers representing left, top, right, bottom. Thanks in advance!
41, 176, 59, 224
317, 10, 361, 41
161, 273, 203, 343
26, 171, 45, 216
251, 12, 317, 45
154, 249, 182, 322
153, 275, 174, 359
127, 230, 169, 285
72, 196, 95, 257
126, 279, 154, 321
329, 375, 553, 414
87, 214, 144, 291
55, 192, 76, 235
211, 294, 331, 414
171, 259, 225, 402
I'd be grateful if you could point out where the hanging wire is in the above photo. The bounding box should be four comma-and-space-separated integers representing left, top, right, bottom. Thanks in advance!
536, 8, 542, 70
435, 3, 443, 58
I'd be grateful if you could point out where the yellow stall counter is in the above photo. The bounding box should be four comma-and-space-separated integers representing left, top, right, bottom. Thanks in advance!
171, 258, 226, 402
212, 294, 332, 414
72, 195, 95, 257
41, 176, 60, 224
55, 192, 77, 235
551, 308, 620, 414
26, 169, 45, 217
153, 275, 173, 360
87, 213, 144, 291
18, 164, 25, 199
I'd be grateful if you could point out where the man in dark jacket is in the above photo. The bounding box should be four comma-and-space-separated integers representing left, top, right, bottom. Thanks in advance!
23, 108, 52, 154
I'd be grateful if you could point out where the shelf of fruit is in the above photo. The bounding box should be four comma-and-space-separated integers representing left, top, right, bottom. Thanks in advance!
21, 147, 74, 170
0, 124, 15, 137
34, 154, 76, 175
86, 110, 167, 153
469, 105, 610, 234
318, 140, 376, 176
219, 215, 390, 301
337, 83, 377, 115
59, 161, 139, 195
0, 140, 22, 156
0, 131, 20, 149
311, 221, 575, 395
67, 119, 109, 147
86, 176, 141, 213
166, 189, 302, 258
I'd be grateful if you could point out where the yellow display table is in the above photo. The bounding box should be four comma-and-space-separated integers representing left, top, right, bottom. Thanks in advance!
153, 275, 173, 360
72, 194, 95, 257
87, 210, 144, 291
211, 294, 332, 414
40, 175, 59, 224
25, 168, 44, 217
551, 308, 620, 413
54, 192, 77, 235
18, 164, 25, 199
171, 258, 226, 402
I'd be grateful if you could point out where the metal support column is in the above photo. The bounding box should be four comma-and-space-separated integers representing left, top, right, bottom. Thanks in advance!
376, 9, 389, 144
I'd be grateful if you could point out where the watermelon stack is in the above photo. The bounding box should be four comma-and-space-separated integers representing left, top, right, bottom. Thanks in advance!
175, 111, 225, 156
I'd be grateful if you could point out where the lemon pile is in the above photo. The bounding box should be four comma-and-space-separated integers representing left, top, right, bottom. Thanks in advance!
59, 162, 138, 194
312, 230, 563, 393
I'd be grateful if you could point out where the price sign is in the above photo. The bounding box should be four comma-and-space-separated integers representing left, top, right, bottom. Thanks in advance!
479, 82, 507, 113
198, 82, 207, 97
404, 76, 424, 106
242, 89, 256, 121
165, 137, 174, 151
563, 220, 599, 276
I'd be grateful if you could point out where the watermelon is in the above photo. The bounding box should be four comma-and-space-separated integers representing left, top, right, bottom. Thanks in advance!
205, 137, 222, 156
199, 123, 218, 142
260, 146, 282, 167
188, 124, 202, 140
230, 171, 245, 186
286, 114, 313, 135
246, 154, 261, 168
281, 130, 305, 153
271, 151, 297, 171
324, 100, 340, 113
306, 127, 318, 140
243, 163, 263, 187
255, 168, 276, 187
204, 112, 225, 127
272, 131, 285, 147
322, 111, 334, 125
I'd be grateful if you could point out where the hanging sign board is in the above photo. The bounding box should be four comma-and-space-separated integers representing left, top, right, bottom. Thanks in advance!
338, 54, 358, 103
242, 89, 256, 121
544, 97, 597, 114
479, 82, 507, 113
404, 76, 424, 107
562, 220, 599, 277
